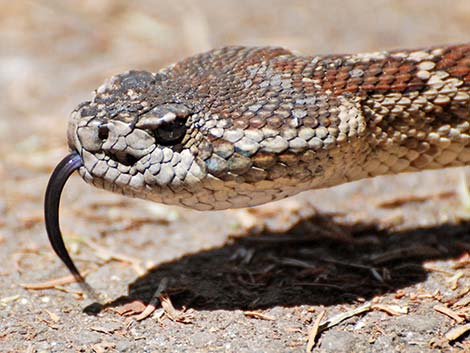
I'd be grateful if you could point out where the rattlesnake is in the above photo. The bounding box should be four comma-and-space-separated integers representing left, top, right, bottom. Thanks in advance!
45, 44, 470, 283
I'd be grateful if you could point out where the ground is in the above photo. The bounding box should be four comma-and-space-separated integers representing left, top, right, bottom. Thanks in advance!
2, 1, 470, 352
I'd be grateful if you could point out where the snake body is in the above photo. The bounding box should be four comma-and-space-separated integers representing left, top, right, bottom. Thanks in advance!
46, 43, 470, 283
66, 44, 470, 211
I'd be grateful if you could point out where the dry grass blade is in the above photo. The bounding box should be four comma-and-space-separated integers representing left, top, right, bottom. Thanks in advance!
447, 271, 464, 290
445, 323, 470, 341
244, 311, 276, 321
371, 304, 408, 316
423, 263, 454, 275
160, 293, 192, 323
319, 302, 373, 331
305, 301, 407, 351
306, 310, 325, 352
46, 310, 60, 323
114, 300, 147, 316
20, 272, 88, 290
434, 304, 465, 323
453, 293, 470, 308
135, 277, 168, 321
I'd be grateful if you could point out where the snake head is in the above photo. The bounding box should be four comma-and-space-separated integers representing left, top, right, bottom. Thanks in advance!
48, 69, 213, 286
67, 69, 216, 209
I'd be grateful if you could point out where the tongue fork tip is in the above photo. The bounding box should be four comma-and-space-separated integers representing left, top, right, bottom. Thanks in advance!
44, 151, 90, 288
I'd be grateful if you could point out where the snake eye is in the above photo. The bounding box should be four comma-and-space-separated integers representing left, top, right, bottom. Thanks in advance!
136, 104, 190, 146
154, 119, 187, 146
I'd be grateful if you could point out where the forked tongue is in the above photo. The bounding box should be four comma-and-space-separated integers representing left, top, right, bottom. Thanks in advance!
44, 151, 96, 297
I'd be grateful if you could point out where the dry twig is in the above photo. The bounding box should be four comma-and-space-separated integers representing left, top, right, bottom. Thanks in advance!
306, 310, 325, 352
434, 305, 465, 324
244, 311, 275, 321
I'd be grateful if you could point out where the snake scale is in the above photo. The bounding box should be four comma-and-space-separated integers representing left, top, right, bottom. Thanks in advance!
46, 43, 470, 283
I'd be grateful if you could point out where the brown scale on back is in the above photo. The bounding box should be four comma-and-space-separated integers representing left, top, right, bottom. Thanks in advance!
173, 45, 470, 185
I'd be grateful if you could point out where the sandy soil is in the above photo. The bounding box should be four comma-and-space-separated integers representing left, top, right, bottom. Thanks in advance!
2, 1, 470, 352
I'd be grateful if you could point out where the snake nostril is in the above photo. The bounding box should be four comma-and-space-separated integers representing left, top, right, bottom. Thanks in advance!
98, 125, 109, 141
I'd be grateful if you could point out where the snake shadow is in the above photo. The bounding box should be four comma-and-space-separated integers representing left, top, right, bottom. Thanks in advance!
95, 212, 470, 312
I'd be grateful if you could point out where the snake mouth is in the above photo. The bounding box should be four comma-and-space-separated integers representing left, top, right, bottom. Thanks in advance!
104, 150, 140, 167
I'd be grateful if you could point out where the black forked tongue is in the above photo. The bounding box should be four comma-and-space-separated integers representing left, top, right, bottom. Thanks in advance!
44, 151, 96, 297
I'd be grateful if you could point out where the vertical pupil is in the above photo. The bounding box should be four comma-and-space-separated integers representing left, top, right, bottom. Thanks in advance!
155, 120, 186, 145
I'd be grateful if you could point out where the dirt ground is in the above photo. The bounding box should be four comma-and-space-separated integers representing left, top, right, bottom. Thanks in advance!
3, 1, 470, 352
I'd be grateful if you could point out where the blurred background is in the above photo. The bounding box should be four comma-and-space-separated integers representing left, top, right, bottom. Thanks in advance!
2, 1, 470, 351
